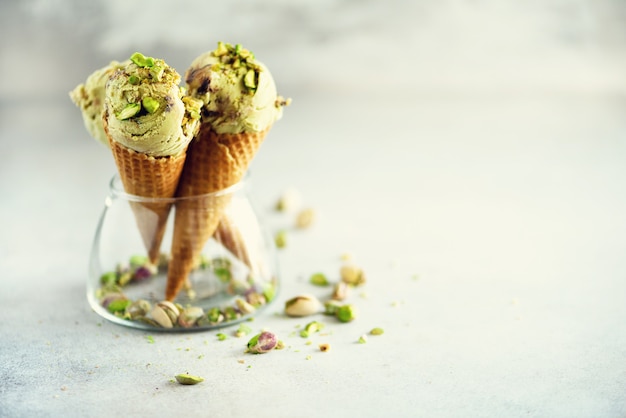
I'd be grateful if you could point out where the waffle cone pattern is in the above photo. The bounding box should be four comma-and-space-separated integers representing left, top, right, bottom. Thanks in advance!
165, 125, 269, 301
106, 123, 187, 265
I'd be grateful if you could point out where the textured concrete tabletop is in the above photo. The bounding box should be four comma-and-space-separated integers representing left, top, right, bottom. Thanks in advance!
1, 1, 625, 417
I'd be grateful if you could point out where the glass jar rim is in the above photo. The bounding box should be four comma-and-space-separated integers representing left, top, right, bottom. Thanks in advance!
108, 174, 247, 203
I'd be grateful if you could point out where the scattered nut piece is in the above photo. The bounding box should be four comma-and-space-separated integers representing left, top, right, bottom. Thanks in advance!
309, 273, 329, 286
274, 230, 287, 249
340, 263, 366, 286
331, 282, 349, 301
284, 294, 322, 317
370, 327, 384, 336
295, 208, 315, 228
358, 334, 368, 344
319, 343, 330, 352
336, 304, 358, 323
300, 321, 324, 338
275, 188, 302, 212
174, 373, 204, 385
177, 306, 204, 328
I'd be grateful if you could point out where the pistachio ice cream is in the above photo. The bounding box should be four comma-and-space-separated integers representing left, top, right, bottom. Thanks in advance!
185, 42, 289, 135
105, 52, 201, 157
69, 60, 129, 146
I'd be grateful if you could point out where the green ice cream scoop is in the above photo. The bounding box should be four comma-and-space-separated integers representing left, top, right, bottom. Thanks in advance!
69, 60, 129, 147
185, 42, 290, 135
104, 53, 201, 157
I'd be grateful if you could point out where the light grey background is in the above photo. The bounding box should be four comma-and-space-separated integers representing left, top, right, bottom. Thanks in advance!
1, 1, 626, 417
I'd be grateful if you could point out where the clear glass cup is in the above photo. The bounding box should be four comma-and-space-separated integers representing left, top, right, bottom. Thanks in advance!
88, 175, 278, 331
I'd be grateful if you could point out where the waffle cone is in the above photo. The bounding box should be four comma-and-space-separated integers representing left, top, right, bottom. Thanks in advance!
104, 119, 187, 265
165, 125, 269, 300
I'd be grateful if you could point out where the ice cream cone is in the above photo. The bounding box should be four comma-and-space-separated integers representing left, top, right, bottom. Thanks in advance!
165, 125, 268, 300
104, 117, 187, 264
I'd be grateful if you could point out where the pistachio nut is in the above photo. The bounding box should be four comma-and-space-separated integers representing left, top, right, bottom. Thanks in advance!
247, 331, 278, 354
235, 298, 256, 315
177, 306, 205, 328
151, 301, 180, 328
174, 373, 204, 385
284, 294, 322, 317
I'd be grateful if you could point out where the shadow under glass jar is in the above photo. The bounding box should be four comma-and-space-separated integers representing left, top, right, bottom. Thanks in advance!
88, 175, 278, 331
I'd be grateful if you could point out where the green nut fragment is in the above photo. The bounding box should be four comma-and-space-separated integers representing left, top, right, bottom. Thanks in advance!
336, 304, 357, 323
323, 300, 342, 316
174, 373, 204, 385
300, 321, 324, 338
128, 75, 140, 85
129, 254, 148, 268
150, 65, 164, 81
142, 97, 160, 114
370, 327, 384, 336
107, 298, 130, 313
243, 69, 257, 90
216, 333, 227, 341
358, 334, 368, 344
274, 230, 287, 249
235, 323, 252, 338
214, 41, 229, 56
130, 52, 155, 68
309, 273, 329, 287
116, 103, 141, 120
100, 271, 117, 286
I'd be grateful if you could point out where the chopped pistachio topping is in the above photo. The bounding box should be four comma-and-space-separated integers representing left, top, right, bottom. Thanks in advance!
243, 69, 257, 89
217, 333, 227, 341
142, 97, 160, 114
116, 103, 141, 120
210, 41, 259, 93
150, 65, 164, 81
358, 334, 368, 344
175, 373, 204, 385
130, 52, 155, 68
128, 75, 140, 85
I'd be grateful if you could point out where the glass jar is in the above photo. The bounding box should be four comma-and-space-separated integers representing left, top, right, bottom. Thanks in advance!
88, 175, 278, 331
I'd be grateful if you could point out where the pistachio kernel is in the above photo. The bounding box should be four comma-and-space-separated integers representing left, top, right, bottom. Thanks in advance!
243, 69, 257, 90
214, 41, 229, 56
150, 65, 164, 81
296, 208, 316, 228
274, 230, 287, 249
128, 75, 140, 85
358, 334, 368, 344
174, 373, 204, 385
130, 52, 154, 68
336, 304, 357, 323
370, 327, 385, 336
309, 273, 329, 287
116, 103, 141, 120
142, 97, 160, 114
247, 331, 278, 354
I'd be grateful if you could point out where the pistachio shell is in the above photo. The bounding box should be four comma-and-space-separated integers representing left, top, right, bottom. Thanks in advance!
284, 294, 322, 317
